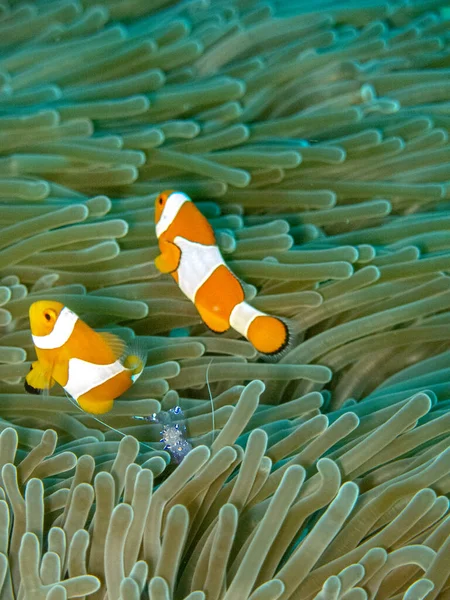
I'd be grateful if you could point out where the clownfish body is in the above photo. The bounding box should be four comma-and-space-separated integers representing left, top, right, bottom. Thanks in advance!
154, 190, 290, 356
25, 301, 146, 414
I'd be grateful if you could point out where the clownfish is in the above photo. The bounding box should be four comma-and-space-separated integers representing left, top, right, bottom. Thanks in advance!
25, 300, 146, 414
154, 190, 291, 356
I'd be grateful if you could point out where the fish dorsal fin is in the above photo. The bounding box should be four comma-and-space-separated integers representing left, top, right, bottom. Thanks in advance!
98, 332, 127, 360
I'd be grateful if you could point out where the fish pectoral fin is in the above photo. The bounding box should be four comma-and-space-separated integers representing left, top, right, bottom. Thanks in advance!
98, 332, 127, 360
123, 337, 147, 382
196, 303, 230, 333
155, 240, 181, 274
25, 361, 55, 394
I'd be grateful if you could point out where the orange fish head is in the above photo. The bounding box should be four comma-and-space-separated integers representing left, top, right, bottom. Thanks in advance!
29, 300, 65, 337
154, 189, 175, 224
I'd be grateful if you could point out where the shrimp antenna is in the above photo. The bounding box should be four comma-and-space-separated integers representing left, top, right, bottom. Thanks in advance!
64, 391, 155, 454
206, 358, 215, 444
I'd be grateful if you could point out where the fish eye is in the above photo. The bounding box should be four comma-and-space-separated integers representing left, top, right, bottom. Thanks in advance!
43, 308, 57, 323
158, 196, 163, 205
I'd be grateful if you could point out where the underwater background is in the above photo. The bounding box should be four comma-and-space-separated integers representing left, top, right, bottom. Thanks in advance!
0, 0, 450, 598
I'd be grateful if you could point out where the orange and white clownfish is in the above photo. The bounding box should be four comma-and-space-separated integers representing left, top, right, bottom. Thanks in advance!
154, 190, 291, 357
25, 300, 146, 415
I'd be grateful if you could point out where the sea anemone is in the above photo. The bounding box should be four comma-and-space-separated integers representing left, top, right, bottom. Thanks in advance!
0, 0, 450, 598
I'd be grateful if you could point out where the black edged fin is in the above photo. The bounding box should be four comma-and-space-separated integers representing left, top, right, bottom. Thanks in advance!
196, 304, 230, 334
24, 377, 42, 395
155, 240, 182, 274
167, 240, 182, 273
24, 364, 42, 395
24, 361, 55, 394
259, 318, 294, 363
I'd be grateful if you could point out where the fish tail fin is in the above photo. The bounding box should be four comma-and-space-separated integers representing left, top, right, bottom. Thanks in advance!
230, 301, 292, 359
247, 314, 292, 359
122, 337, 147, 382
